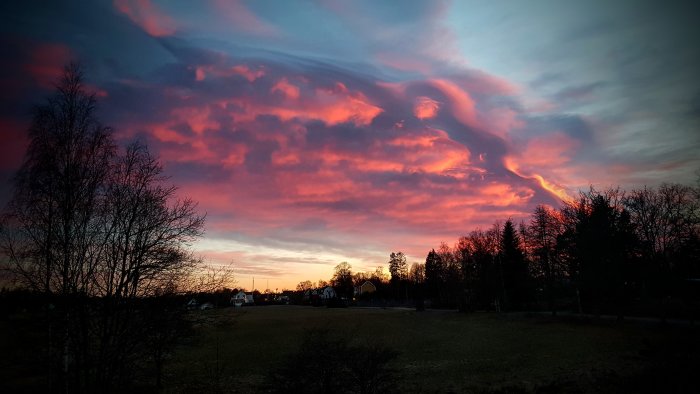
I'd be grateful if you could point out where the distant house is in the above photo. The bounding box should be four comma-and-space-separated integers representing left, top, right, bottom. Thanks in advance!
320, 286, 337, 300
231, 292, 244, 307
305, 289, 320, 305
354, 281, 377, 296
231, 291, 255, 307
304, 287, 336, 305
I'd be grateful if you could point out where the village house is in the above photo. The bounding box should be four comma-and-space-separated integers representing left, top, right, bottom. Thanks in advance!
354, 281, 377, 297
231, 291, 255, 307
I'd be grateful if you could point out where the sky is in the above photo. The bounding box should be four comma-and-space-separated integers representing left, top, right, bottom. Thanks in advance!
1, 0, 699, 290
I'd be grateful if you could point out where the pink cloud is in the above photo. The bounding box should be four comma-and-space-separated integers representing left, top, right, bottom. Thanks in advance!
375, 81, 406, 97
114, 0, 176, 37
194, 64, 266, 82
227, 81, 383, 127
100, 53, 593, 288
211, 0, 279, 37
195, 67, 206, 81
271, 78, 300, 100
479, 107, 523, 140
413, 96, 440, 120
151, 124, 189, 144
503, 155, 572, 202
502, 132, 582, 201
170, 106, 221, 135
231, 65, 266, 82
454, 70, 519, 96
427, 79, 479, 129
281, 127, 473, 176
222, 144, 249, 168
377, 180, 534, 230
520, 132, 580, 168
134, 108, 520, 240
391, 128, 471, 174
114, 62, 545, 227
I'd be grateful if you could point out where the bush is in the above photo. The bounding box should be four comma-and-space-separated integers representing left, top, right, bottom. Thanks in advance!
266, 328, 399, 394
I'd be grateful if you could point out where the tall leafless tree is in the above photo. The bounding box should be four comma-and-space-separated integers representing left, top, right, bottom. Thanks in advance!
0, 64, 114, 392
526, 205, 563, 315
0, 65, 206, 392
1, 63, 114, 297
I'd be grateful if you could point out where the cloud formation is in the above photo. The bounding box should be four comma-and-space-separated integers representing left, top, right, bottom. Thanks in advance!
1, 0, 698, 289
114, 0, 176, 37
94, 42, 570, 277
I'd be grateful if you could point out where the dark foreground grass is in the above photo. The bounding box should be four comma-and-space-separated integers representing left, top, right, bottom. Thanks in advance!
165, 306, 699, 393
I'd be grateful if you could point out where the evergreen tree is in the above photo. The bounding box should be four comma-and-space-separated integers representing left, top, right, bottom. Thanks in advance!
388, 252, 408, 300
500, 219, 530, 310
560, 188, 637, 317
424, 249, 442, 302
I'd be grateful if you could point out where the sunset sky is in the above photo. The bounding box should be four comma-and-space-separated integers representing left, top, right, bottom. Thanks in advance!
1, 0, 699, 290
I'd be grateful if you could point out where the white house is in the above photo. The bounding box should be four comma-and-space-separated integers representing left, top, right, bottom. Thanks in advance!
231, 291, 255, 307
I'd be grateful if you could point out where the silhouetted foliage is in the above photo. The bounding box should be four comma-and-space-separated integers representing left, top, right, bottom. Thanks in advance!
525, 205, 563, 315
388, 252, 407, 282
296, 280, 314, 292
424, 249, 441, 303
500, 219, 531, 310
438, 242, 462, 307
2, 63, 115, 296
625, 184, 700, 317
140, 295, 194, 390
466, 227, 500, 311
407, 182, 699, 318
388, 251, 408, 300
267, 328, 399, 394
331, 262, 354, 298
0, 64, 205, 392
558, 188, 637, 317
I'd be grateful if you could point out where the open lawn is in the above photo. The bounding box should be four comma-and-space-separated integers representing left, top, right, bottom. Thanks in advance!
165, 306, 698, 393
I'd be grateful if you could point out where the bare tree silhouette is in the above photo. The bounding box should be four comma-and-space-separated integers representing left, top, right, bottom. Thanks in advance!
0, 64, 205, 391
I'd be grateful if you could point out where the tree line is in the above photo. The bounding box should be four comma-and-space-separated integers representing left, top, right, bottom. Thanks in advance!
422, 184, 700, 319
301, 184, 700, 320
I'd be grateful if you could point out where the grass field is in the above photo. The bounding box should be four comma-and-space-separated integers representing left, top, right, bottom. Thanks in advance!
164, 306, 698, 393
